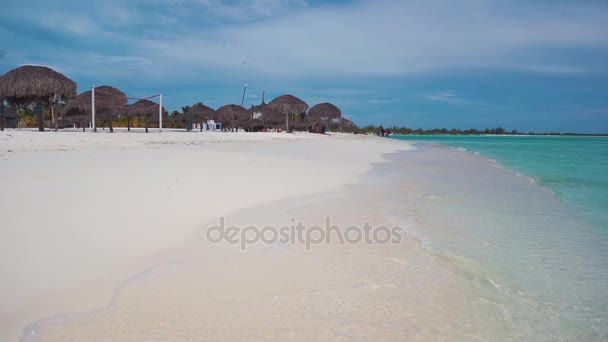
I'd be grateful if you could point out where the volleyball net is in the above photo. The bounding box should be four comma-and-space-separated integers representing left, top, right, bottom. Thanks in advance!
91, 87, 163, 132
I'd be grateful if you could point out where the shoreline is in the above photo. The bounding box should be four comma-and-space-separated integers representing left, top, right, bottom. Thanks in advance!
393, 135, 608, 230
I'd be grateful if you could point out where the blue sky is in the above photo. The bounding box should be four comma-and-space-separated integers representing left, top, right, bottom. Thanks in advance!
1, 0, 607, 133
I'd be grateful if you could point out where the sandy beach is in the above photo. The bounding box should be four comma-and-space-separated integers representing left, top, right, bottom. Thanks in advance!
0, 130, 412, 341
3, 130, 607, 341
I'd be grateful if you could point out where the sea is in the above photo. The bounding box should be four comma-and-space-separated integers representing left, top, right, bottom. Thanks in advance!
384, 134, 608, 339
390, 135, 608, 229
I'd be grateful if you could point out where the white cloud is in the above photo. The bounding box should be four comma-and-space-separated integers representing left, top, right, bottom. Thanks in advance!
3, 0, 607, 81
425, 93, 461, 104
88, 54, 152, 65
127, 0, 608, 78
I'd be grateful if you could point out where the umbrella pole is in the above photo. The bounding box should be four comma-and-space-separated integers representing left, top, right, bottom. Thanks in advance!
35, 103, 45, 132
53, 103, 59, 132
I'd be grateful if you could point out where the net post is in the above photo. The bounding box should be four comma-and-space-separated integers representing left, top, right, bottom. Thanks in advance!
159, 94, 163, 133
91, 86, 96, 132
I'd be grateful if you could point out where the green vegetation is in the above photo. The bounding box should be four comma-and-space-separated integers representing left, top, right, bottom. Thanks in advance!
351, 125, 608, 136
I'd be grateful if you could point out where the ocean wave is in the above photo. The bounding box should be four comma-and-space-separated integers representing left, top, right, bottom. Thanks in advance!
450, 146, 467, 152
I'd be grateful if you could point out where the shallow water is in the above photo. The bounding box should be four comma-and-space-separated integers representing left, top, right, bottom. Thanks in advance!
22, 145, 608, 341
390, 135, 608, 229
374, 146, 608, 340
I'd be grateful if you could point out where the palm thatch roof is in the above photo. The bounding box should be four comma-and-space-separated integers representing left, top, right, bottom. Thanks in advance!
268, 94, 309, 115
64, 86, 127, 118
250, 101, 269, 119
251, 101, 284, 127
341, 118, 355, 128
127, 99, 165, 122
184, 103, 215, 123
0, 65, 77, 104
216, 104, 250, 128
307, 102, 342, 123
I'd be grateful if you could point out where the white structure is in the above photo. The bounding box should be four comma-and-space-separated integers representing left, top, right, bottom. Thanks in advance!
206, 120, 222, 131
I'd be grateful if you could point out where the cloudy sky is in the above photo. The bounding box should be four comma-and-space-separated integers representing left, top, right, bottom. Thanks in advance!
1, 0, 607, 132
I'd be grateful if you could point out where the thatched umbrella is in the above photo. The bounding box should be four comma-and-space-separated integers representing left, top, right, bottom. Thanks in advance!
0, 65, 77, 131
64, 85, 127, 132
127, 99, 165, 133
307, 102, 342, 133
253, 102, 288, 129
308, 102, 342, 124
216, 104, 250, 131
184, 103, 215, 132
268, 94, 309, 132
249, 101, 270, 130
340, 118, 356, 133
292, 117, 312, 131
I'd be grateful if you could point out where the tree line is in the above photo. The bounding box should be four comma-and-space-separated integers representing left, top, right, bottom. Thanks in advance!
350, 125, 607, 136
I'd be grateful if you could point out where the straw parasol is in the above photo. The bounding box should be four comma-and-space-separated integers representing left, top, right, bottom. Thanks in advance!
184, 103, 215, 131
340, 118, 356, 132
252, 101, 285, 129
216, 104, 250, 131
64, 85, 127, 132
0, 65, 77, 131
268, 94, 309, 132
250, 101, 271, 129
127, 99, 165, 133
307, 102, 342, 124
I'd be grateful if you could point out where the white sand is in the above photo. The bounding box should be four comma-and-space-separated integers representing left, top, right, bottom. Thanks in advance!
0, 129, 411, 341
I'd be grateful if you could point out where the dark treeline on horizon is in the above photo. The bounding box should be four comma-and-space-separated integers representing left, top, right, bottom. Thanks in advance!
353, 125, 608, 136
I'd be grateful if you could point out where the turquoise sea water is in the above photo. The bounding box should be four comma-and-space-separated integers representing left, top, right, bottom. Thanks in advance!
390, 135, 608, 229
374, 139, 608, 338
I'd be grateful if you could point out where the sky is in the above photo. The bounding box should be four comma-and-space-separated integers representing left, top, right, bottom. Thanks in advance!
1, 0, 607, 133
